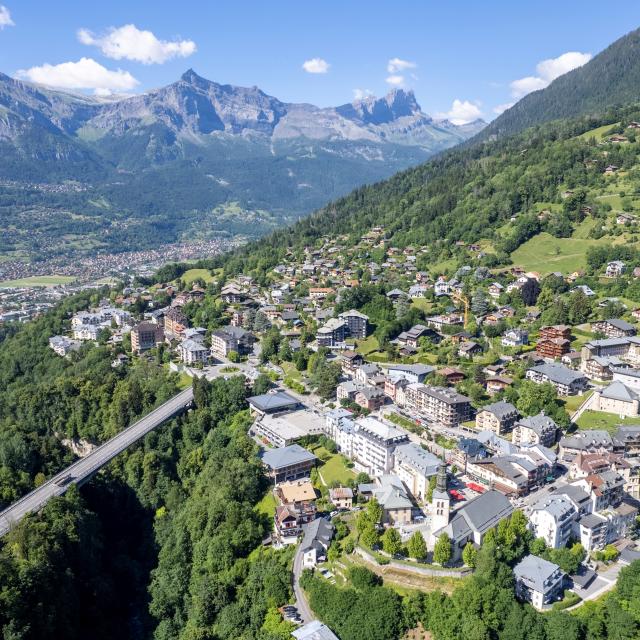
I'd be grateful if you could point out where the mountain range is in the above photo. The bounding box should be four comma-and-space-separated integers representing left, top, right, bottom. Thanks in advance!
212, 27, 640, 281
0, 70, 484, 263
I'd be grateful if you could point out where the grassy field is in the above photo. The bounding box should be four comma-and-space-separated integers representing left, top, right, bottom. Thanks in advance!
281, 361, 303, 381
577, 122, 619, 142
0, 275, 76, 288
317, 452, 356, 486
411, 298, 434, 313
181, 268, 215, 284
563, 391, 593, 414
575, 410, 640, 434
254, 490, 277, 518
510, 232, 601, 274
354, 334, 380, 355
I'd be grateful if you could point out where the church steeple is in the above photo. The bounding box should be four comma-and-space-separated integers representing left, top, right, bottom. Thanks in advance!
435, 461, 447, 493
429, 461, 451, 549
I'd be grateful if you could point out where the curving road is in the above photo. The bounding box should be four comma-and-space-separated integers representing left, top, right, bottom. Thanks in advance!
292, 540, 315, 624
0, 386, 194, 537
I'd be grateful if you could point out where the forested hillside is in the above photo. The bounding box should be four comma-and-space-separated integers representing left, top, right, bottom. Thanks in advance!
160, 103, 640, 284
478, 27, 640, 140
0, 372, 297, 640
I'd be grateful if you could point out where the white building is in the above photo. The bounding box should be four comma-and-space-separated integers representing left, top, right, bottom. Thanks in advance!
326, 414, 409, 477
514, 555, 565, 610
177, 338, 209, 365
529, 495, 577, 548
393, 442, 441, 501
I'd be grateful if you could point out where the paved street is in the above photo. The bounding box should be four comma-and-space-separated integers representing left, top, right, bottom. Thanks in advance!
0, 387, 194, 537
292, 542, 314, 624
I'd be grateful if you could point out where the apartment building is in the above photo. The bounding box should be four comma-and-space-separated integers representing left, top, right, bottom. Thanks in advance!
131, 321, 164, 353
405, 384, 473, 428
327, 415, 409, 477
475, 401, 519, 435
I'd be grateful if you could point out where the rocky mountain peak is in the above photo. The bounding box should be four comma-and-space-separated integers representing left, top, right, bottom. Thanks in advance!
337, 88, 424, 126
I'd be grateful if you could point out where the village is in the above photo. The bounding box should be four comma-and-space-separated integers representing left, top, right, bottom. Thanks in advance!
33, 215, 640, 621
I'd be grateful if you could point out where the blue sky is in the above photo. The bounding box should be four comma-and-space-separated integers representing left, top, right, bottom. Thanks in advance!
1, 1, 640, 121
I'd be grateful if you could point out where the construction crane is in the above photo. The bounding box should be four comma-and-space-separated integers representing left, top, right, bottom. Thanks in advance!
450, 291, 470, 329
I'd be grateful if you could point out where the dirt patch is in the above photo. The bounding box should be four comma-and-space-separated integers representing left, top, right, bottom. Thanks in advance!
403, 623, 432, 639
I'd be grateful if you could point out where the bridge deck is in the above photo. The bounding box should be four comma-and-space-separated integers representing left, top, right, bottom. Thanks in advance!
0, 386, 193, 537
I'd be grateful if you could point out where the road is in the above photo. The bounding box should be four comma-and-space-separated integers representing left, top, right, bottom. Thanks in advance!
292, 540, 315, 624
0, 386, 194, 537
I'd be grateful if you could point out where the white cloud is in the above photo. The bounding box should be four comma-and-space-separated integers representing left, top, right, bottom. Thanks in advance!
78, 24, 196, 65
0, 5, 14, 28
387, 57, 416, 73
510, 51, 592, 98
510, 76, 547, 98
353, 88, 373, 100
302, 57, 329, 74
385, 74, 405, 87
493, 101, 515, 115
16, 57, 139, 94
438, 99, 483, 125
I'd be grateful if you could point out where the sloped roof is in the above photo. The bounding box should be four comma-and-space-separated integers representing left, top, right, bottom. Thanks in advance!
262, 444, 317, 470
514, 554, 563, 593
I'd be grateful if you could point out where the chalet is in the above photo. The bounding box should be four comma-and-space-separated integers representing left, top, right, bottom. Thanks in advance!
592, 318, 637, 339
329, 487, 354, 510
434, 277, 450, 296
486, 375, 514, 396
396, 324, 440, 348
605, 260, 625, 277
502, 328, 529, 348
386, 288, 407, 302
309, 287, 334, 301
604, 164, 619, 175
539, 325, 571, 341
488, 282, 504, 298
617, 212, 636, 225
354, 387, 386, 411
340, 350, 364, 375
561, 351, 583, 369
437, 367, 465, 385
458, 341, 482, 359
536, 337, 571, 360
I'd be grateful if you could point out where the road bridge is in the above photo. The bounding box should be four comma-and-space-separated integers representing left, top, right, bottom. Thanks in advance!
0, 386, 194, 537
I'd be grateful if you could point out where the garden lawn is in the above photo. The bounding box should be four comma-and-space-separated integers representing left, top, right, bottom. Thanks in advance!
319, 453, 356, 486
354, 334, 380, 355
563, 391, 592, 414
254, 490, 277, 518
575, 410, 640, 434
281, 361, 303, 381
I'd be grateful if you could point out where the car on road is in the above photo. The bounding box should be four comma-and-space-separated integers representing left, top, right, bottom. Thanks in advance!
54, 474, 74, 487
